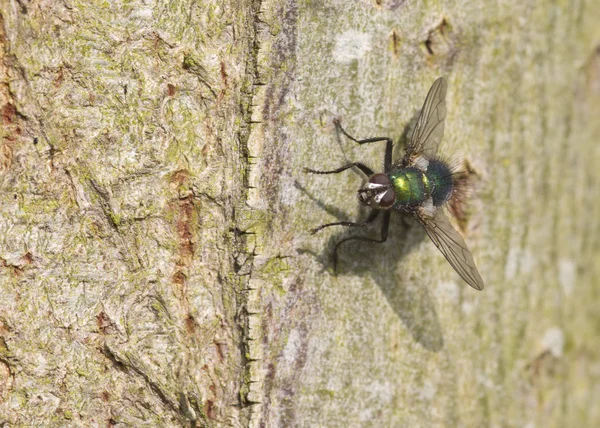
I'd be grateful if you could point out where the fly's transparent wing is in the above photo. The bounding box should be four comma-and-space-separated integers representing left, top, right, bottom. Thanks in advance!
413, 207, 484, 290
403, 77, 447, 164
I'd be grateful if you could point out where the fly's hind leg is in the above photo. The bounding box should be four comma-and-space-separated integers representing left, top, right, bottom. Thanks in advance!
333, 210, 391, 272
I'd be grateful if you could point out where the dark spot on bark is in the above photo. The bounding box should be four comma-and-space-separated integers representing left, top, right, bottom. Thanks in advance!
424, 39, 434, 55
15, 0, 27, 14
176, 196, 196, 260
107, 418, 117, 427
1, 104, 16, 125
204, 399, 216, 419
172, 271, 186, 286
22, 252, 33, 265
391, 30, 400, 57
54, 68, 64, 87
182, 54, 193, 70
169, 169, 191, 186
220, 62, 228, 88
185, 314, 196, 334
101, 391, 110, 402
0, 321, 11, 335
201, 141, 210, 158
33, 137, 38, 145
167, 83, 176, 96
168, 170, 198, 265
422, 18, 459, 66
425, 19, 450, 56
214, 341, 225, 363
96, 312, 117, 335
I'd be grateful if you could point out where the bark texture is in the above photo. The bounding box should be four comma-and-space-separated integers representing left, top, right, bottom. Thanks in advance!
1, 0, 599, 427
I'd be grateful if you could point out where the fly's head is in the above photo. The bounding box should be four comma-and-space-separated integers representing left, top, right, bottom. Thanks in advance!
358, 173, 395, 210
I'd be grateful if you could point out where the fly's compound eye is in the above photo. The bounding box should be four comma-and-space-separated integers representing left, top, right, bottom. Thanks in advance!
369, 173, 391, 186
377, 189, 395, 208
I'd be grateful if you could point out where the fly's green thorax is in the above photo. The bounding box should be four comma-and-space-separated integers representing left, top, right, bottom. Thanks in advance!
390, 161, 454, 208
390, 168, 427, 207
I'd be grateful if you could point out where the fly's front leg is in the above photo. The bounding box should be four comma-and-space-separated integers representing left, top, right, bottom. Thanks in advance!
304, 162, 373, 178
310, 210, 379, 235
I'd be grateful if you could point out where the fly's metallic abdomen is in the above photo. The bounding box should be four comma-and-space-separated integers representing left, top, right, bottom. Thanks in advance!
426, 159, 454, 206
390, 167, 427, 208
390, 160, 455, 208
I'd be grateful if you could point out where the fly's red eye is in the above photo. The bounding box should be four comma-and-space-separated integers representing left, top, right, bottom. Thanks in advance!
369, 173, 390, 186
380, 189, 395, 208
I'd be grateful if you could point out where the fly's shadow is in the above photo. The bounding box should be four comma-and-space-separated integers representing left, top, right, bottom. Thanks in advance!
297, 112, 444, 352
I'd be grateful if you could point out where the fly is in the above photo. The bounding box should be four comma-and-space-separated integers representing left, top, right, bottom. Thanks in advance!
305, 77, 484, 290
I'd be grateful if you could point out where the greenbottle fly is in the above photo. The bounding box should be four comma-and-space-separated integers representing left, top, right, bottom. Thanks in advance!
306, 77, 484, 290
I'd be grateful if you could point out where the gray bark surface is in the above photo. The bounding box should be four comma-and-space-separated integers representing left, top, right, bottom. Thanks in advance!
1, 0, 599, 427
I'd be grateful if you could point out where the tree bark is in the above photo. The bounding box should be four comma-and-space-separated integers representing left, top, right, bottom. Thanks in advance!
1, 0, 599, 427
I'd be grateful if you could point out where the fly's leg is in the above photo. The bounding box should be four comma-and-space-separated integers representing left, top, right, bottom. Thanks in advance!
333, 210, 391, 272
310, 210, 379, 235
304, 162, 373, 178
334, 119, 393, 172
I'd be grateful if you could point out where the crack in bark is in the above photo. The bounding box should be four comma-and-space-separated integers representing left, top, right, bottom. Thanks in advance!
231, 0, 266, 417
101, 343, 205, 427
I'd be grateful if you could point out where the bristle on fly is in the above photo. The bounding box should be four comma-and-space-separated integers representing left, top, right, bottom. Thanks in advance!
426, 155, 478, 225
444, 157, 478, 228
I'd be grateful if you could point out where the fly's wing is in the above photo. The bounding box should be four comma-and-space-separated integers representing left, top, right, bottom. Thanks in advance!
413, 207, 484, 290
402, 77, 447, 165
